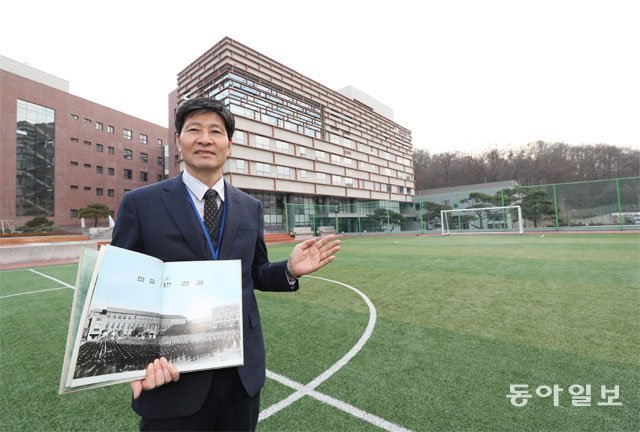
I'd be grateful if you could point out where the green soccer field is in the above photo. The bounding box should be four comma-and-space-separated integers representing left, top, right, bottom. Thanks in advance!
1, 233, 639, 431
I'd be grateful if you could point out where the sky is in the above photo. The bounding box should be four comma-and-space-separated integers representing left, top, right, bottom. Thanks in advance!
2, 0, 638, 155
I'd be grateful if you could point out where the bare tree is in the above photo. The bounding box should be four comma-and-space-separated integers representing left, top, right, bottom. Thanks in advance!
414, 142, 639, 190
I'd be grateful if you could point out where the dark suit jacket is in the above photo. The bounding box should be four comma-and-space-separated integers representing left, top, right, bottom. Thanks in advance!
111, 174, 298, 420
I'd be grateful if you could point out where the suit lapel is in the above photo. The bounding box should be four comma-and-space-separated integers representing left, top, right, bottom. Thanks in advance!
219, 182, 240, 260
160, 174, 210, 259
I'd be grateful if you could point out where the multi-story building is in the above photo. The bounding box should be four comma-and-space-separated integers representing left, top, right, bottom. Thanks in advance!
0, 55, 168, 229
2, 37, 415, 234
169, 37, 415, 233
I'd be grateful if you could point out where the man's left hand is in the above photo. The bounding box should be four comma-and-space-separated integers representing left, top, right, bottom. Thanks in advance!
287, 234, 341, 278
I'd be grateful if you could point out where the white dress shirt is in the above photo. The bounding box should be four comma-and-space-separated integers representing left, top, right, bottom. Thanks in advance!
181, 170, 225, 220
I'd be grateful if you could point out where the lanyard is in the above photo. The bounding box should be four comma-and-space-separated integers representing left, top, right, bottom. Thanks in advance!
185, 186, 227, 260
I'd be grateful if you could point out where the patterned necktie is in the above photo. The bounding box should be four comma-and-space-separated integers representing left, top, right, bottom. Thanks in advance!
203, 189, 219, 233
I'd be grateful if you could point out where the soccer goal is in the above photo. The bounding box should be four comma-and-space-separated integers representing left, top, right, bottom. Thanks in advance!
441, 205, 524, 235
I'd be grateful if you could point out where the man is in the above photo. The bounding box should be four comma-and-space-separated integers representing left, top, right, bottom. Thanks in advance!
112, 98, 341, 431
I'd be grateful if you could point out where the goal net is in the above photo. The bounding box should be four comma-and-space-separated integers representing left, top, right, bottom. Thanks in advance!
441, 205, 524, 235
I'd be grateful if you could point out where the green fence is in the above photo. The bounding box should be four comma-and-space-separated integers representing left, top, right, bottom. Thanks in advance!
283, 177, 640, 235
516, 177, 640, 230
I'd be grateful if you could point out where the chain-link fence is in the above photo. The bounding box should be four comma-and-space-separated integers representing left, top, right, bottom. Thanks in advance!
283, 177, 640, 235
515, 177, 640, 230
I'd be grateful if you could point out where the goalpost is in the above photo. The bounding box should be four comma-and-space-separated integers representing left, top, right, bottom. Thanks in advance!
440, 205, 524, 235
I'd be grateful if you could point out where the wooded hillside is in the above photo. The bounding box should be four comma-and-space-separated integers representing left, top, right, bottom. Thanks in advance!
413, 141, 639, 190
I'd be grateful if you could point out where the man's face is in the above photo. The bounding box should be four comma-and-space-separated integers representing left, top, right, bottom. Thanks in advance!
176, 111, 232, 176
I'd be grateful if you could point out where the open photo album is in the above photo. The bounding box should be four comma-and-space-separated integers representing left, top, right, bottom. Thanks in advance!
59, 245, 243, 394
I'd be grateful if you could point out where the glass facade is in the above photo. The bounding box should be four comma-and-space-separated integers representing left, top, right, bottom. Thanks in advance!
16, 100, 55, 216
248, 191, 285, 232
205, 71, 324, 140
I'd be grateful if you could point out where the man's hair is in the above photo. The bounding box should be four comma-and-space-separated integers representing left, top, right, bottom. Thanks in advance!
174, 98, 235, 139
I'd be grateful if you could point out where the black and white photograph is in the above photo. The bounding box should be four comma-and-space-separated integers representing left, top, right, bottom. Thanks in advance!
62, 246, 243, 391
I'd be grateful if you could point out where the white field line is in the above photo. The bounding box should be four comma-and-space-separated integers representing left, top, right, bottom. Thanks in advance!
264, 370, 411, 432
3, 268, 409, 430
259, 276, 411, 432
28, 269, 74, 289
0, 269, 74, 299
0, 286, 70, 299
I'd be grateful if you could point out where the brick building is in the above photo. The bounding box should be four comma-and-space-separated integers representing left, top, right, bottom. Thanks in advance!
0, 55, 168, 229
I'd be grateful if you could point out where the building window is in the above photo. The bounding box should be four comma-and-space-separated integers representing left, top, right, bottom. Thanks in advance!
157, 138, 163, 147
276, 140, 289, 153
84, 186, 91, 191
124, 149, 133, 160
316, 173, 328, 184
276, 166, 290, 179
284, 121, 298, 132
123, 129, 132, 140
139, 133, 148, 144
234, 131, 246, 144
236, 160, 246, 173
140, 171, 148, 182
96, 144, 104, 152
299, 169, 308, 180
70, 114, 79, 120
124, 169, 132, 179
157, 156, 163, 166
344, 157, 352, 166
108, 189, 115, 197
70, 209, 78, 217
84, 118, 91, 124
262, 113, 279, 126
83, 163, 91, 168
96, 122, 103, 130
108, 146, 115, 154
107, 125, 114, 133
96, 166, 103, 174
256, 162, 271, 176
345, 177, 354, 188
140, 152, 148, 163
96, 188, 104, 196
315, 150, 326, 161
330, 133, 340, 144
255, 135, 270, 150
70, 137, 79, 143
384, 168, 392, 176
108, 167, 115, 176
331, 154, 341, 165
299, 147, 307, 157
70, 185, 79, 190
70, 161, 79, 166
84, 140, 91, 146
333, 175, 343, 186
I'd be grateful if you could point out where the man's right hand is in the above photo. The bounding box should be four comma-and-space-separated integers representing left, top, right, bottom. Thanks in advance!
131, 357, 180, 400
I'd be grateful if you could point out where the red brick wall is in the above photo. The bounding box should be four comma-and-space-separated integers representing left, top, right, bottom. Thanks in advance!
1, 70, 169, 227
